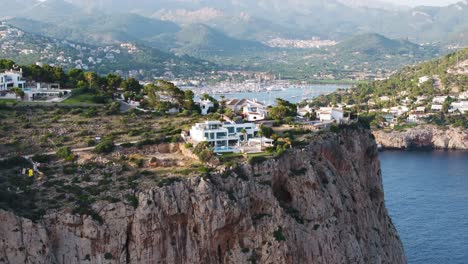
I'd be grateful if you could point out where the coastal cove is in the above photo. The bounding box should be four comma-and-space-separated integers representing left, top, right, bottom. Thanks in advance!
380, 150, 468, 264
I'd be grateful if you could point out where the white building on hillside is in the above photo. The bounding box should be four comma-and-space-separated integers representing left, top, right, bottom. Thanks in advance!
459, 91, 468, 100
432, 96, 448, 104
0, 70, 26, 90
317, 107, 345, 122
226, 98, 266, 113
297, 105, 314, 117
418, 76, 431, 85
431, 104, 443, 112
189, 121, 260, 149
451, 101, 468, 114
199, 99, 214, 115
243, 105, 267, 121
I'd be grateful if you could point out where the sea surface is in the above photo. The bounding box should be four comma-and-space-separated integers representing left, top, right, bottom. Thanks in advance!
380, 150, 468, 264
213, 84, 350, 104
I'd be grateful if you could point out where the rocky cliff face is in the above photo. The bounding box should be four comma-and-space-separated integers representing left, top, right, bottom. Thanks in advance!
0, 127, 406, 264
373, 125, 468, 150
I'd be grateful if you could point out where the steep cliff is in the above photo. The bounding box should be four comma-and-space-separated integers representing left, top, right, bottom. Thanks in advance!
373, 125, 468, 150
0, 126, 406, 264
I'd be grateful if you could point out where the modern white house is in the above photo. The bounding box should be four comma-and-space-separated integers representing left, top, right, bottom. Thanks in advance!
189, 121, 260, 150
317, 107, 345, 122
0, 70, 26, 91
199, 99, 214, 115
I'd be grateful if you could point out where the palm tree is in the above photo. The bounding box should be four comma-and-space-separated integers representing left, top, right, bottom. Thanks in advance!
258, 130, 264, 150
240, 128, 247, 145
10, 87, 25, 101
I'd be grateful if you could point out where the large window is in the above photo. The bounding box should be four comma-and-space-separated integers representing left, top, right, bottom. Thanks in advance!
217, 132, 227, 138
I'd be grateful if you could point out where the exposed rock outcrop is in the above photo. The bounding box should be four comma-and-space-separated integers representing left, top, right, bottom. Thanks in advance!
373, 125, 468, 150
0, 127, 406, 264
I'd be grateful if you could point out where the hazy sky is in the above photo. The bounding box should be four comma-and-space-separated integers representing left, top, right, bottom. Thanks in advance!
386, 0, 462, 6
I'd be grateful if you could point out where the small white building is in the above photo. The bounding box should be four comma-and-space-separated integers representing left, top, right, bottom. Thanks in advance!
379, 96, 391, 102
459, 91, 468, 100
243, 105, 267, 121
418, 76, 431, 85
317, 107, 344, 122
414, 106, 426, 113
199, 99, 214, 115
297, 105, 314, 117
0, 70, 26, 91
189, 121, 260, 149
389, 106, 410, 116
432, 96, 448, 104
451, 101, 468, 114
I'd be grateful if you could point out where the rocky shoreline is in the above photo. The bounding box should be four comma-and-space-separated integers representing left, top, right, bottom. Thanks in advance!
0, 126, 406, 264
373, 125, 468, 151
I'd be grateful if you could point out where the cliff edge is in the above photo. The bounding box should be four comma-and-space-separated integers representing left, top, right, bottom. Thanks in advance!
0, 126, 406, 264
373, 125, 468, 150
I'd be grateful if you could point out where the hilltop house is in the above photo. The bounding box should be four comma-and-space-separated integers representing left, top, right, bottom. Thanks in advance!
317, 107, 345, 122
297, 104, 314, 117
242, 105, 267, 121
226, 98, 265, 113
198, 99, 215, 115
189, 121, 260, 149
0, 70, 26, 90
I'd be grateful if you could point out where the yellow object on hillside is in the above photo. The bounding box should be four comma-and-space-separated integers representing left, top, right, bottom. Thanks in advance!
28, 169, 34, 177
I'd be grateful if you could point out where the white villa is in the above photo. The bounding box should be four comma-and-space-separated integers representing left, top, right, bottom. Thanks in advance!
242, 105, 267, 121
0, 70, 26, 90
189, 121, 260, 149
317, 107, 345, 122
297, 104, 314, 117
198, 99, 214, 115
226, 98, 265, 113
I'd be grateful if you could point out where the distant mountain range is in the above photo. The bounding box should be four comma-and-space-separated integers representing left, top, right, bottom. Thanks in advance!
55, 0, 468, 45
0, 0, 466, 81
2, 0, 468, 47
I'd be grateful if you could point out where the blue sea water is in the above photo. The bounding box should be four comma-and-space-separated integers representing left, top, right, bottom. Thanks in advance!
214, 84, 350, 104
380, 150, 468, 264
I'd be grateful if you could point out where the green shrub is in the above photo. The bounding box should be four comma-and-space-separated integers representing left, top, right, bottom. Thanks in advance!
87, 139, 96, 147
56, 147, 75, 162
104, 253, 113, 260
247, 156, 267, 165
126, 195, 139, 208
273, 226, 286, 242
32, 154, 53, 164
93, 140, 115, 154
0, 156, 30, 169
